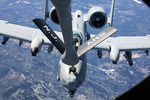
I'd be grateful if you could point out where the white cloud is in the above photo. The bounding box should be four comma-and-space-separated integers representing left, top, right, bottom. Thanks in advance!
23, 1, 31, 5
133, 0, 142, 4
8, 0, 31, 6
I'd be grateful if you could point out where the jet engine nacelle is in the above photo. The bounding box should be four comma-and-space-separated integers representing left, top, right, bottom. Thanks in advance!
109, 46, 120, 64
49, 7, 59, 24
31, 38, 43, 56
87, 6, 107, 29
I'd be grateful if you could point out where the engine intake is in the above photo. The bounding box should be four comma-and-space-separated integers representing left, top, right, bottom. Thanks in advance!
49, 7, 59, 24
87, 6, 107, 29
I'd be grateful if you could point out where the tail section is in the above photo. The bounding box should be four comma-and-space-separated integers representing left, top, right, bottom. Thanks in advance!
44, 0, 49, 21
108, 0, 115, 26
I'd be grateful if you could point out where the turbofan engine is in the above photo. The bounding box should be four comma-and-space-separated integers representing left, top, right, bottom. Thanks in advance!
87, 6, 107, 29
31, 38, 43, 56
49, 7, 59, 24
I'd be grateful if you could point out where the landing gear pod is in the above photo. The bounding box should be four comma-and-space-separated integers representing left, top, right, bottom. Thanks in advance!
31, 38, 43, 56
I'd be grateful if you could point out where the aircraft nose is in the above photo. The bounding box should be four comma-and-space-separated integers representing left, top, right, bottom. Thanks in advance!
67, 77, 77, 89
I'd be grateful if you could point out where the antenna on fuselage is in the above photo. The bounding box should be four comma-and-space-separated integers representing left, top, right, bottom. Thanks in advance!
44, 0, 49, 21
108, 0, 115, 26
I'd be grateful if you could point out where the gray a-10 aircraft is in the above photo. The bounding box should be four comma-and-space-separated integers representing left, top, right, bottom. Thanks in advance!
0, 0, 150, 98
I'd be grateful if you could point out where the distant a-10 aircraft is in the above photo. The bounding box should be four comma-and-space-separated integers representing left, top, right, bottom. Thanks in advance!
0, 0, 150, 98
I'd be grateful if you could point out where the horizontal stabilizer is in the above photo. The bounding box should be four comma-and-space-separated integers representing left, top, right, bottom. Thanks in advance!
77, 27, 117, 57
33, 19, 65, 54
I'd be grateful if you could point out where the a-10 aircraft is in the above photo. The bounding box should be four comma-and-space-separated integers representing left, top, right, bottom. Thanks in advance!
0, 0, 150, 98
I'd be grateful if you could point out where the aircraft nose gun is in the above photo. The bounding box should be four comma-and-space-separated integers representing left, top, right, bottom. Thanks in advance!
69, 66, 76, 74
69, 90, 76, 98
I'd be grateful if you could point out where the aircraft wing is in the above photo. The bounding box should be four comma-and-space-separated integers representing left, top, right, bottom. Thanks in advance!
92, 35, 150, 51
0, 20, 63, 45
91, 34, 150, 66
